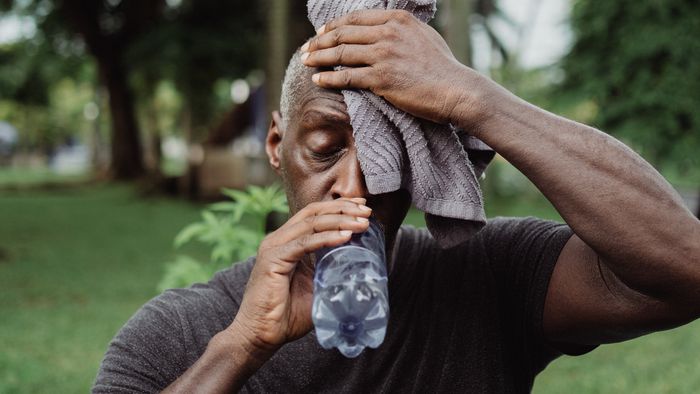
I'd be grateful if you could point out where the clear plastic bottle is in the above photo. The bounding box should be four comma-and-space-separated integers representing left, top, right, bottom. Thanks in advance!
312, 217, 389, 358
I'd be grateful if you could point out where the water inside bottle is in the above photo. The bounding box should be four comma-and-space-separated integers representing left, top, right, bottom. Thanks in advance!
312, 250, 389, 358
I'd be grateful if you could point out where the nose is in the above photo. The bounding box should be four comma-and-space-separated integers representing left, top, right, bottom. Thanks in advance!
330, 151, 368, 200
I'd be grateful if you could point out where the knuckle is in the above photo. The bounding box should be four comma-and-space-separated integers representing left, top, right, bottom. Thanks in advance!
348, 12, 360, 25
303, 214, 319, 231
335, 44, 346, 62
332, 28, 343, 44
380, 25, 397, 40
374, 65, 390, 88
396, 10, 412, 23
306, 201, 320, 212
258, 236, 273, 252
341, 70, 353, 86
297, 234, 311, 249
376, 44, 390, 59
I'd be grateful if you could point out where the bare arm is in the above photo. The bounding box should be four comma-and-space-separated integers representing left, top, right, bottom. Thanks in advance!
302, 9, 700, 347
162, 323, 270, 393
464, 87, 700, 345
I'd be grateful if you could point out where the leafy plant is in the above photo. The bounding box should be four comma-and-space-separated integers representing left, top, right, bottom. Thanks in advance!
158, 184, 288, 292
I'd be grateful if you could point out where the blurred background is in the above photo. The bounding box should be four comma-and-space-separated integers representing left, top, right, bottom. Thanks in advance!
1, 0, 698, 392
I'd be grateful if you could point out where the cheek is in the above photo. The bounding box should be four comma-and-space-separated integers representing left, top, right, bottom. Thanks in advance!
280, 146, 335, 213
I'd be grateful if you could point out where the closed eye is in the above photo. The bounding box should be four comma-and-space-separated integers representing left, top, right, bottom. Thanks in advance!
309, 147, 345, 162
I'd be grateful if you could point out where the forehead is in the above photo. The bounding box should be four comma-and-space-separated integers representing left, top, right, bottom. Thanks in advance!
293, 82, 351, 131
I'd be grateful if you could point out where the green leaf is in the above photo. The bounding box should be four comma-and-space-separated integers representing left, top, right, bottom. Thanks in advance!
162, 184, 289, 290
157, 255, 214, 293
208, 202, 238, 212
174, 223, 206, 248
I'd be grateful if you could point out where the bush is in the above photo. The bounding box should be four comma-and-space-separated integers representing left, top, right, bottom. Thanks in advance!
158, 184, 288, 292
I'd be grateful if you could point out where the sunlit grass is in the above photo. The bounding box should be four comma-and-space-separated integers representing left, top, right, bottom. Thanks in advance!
0, 185, 206, 393
0, 167, 88, 188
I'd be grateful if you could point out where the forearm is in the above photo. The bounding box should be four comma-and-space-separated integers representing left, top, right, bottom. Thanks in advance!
459, 75, 700, 304
162, 323, 272, 394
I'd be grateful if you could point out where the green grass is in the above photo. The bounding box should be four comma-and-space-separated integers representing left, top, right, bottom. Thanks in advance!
1, 183, 699, 393
534, 324, 700, 393
0, 185, 206, 393
0, 167, 88, 188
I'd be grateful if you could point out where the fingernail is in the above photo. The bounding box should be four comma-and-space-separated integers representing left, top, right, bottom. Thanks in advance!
340, 230, 352, 237
301, 42, 309, 52
317, 24, 326, 35
301, 52, 309, 62
359, 205, 372, 212
312, 73, 320, 84
356, 216, 369, 223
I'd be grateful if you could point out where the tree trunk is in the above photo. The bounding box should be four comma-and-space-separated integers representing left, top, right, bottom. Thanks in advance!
266, 0, 289, 121
441, 0, 474, 66
58, 0, 158, 181
100, 61, 145, 180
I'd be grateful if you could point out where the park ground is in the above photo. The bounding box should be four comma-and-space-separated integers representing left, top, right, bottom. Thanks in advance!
1, 183, 699, 393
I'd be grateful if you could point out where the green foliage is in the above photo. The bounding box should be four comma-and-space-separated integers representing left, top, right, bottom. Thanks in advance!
2, 0, 265, 149
560, 0, 700, 185
126, 0, 265, 134
156, 255, 214, 292
0, 185, 205, 393
158, 184, 288, 292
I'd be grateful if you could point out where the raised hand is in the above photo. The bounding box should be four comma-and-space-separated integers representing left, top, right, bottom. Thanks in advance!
228, 198, 372, 353
301, 9, 492, 129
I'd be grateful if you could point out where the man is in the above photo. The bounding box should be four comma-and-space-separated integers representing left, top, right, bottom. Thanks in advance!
94, 10, 700, 393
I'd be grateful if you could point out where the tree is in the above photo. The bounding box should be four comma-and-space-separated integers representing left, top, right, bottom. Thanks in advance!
560, 0, 700, 216
0, 7, 95, 154
55, 0, 168, 179
3, 0, 266, 180
439, 0, 512, 68
129, 0, 265, 141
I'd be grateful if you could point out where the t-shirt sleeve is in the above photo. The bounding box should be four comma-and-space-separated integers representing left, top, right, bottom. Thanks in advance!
92, 292, 192, 393
93, 261, 250, 393
478, 216, 573, 371
91, 281, 238, 394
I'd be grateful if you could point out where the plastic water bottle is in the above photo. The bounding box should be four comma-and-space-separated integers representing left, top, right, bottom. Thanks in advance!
312, 217, 389, 358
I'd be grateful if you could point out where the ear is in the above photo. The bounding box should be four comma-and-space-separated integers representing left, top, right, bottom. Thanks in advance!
266, 110, 284, 173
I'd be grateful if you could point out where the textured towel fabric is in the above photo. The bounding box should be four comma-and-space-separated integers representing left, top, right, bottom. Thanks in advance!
307, 0, 494, 248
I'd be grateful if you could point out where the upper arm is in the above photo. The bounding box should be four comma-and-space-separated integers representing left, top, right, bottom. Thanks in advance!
479, 217, 574, 365
543, 234, 695, 349
93, 293, 193, 393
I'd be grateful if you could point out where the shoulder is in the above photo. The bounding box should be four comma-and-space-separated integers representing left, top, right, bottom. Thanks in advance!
393, 218, 571, 278
398, 217, 569, 254
476, 216, 572, 260
146, 257, 255, 336
93, 258, 255, 393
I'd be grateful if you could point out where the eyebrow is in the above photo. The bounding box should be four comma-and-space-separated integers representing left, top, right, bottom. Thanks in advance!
299, 109, 352, 131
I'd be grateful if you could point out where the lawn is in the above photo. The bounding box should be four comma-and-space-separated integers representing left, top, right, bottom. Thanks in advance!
0, 185, 206, 393
1, 183, 698, 393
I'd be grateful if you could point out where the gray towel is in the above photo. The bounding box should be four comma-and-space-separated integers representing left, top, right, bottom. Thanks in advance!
307, 0, 494, 248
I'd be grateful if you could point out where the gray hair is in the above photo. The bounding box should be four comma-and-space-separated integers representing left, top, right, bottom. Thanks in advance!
280, 49, 314, 127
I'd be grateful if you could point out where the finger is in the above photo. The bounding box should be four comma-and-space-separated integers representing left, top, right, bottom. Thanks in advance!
275, 213, 370, 245
318, 9, 404, 34
311, 68, 377, 91
278, 230, 355, 265
302, 44, 374, 68
287, 199, 371, 226
302, 25, 380, 53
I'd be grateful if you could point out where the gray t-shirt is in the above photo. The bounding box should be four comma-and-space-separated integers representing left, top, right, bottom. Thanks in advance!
94, 217, 573, 393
